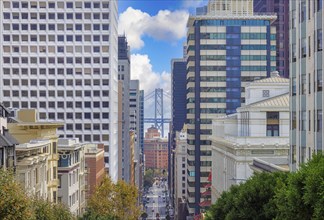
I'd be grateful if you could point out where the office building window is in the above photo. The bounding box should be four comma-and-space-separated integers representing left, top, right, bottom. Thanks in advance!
318, 29, 323, 51
300, 1, 306, 22
301, 74, 307, 94
318, 0, 323, 11
317, 110, 323, 132
301, 111, 307, 131
301, 38, 307, 58
317, 69, 323, 91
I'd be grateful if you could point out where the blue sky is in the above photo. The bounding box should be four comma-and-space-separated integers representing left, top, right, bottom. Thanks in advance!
118, 0, 207, 80
118, 0, 208, 135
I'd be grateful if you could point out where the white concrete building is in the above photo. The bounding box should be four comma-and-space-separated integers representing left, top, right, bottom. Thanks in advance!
210, 74, 290, 203
130, 80, 141, 187
174, 127, 188, 220
57, 138, 86, 216
0, 0, 119, 182
289, 0, 324, 170
118, 36, 131, 183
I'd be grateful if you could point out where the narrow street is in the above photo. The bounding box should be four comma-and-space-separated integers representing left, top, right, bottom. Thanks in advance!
145, 180, 168, 220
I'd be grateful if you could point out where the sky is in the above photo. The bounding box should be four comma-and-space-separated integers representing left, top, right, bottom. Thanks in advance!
118, 0, 208, 136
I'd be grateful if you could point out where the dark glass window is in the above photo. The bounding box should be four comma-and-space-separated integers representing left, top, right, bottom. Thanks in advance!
66, 2, 73, 8
84, 2, 91, 8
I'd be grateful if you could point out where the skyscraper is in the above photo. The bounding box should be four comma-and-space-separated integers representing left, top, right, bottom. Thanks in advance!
254, 0, 290, 78
186, 0, 276, 214
289, 0, 323, 170
171, 58, 187, 142
118, 36, 131, 182
130, 80, 141, 187
170, 53, 187, 208
0, 0, 119, 181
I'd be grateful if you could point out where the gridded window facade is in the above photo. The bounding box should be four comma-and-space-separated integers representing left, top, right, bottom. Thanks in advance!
289, 0, 324, 171
1, 1, 117, 155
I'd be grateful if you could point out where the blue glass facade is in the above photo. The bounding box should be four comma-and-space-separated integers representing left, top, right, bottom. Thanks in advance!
226, 26, 241, 114
186, 16, 276, 215
171, 60, 187, 133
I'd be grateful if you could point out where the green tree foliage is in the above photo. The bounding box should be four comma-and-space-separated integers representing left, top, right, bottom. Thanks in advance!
0, 169, 34, 220
0, 169, 74, 220
144, 169, 154, 188
86, 176, 141, 220
205, 172, 288, 220
274, 154, 324, 220
205, 155, 324, 220
33, 199, 74, 220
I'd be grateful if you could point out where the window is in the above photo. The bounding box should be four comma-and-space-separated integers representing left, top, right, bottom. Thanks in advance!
84, 2, 91, 8
262, 90, 270, 97
103, 2, 109, 8
301, 38, 307, 58
103, 35, 109, 41
317, 29, 323, 51
317, 69, 323, 91
103, 13, 109, 19
67, 13, 73, 19
300, 1, 306, 23
301, 111, 307, 131
318, 0, 323, 11
266, 112, 279, 136
301, 74, 307, 95
66, 2, 73, 8
308, 36, 312, 57
317, 110, 322, 131
103, 25, 109, 30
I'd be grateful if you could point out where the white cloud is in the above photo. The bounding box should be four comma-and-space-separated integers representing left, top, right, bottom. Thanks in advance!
131, 54, 171, 137
119, 7, 189, 50
130, 54, 170, 94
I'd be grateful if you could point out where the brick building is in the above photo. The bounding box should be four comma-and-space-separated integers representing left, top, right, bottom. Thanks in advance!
144, 127, 168, 170
84, 143, 105, 199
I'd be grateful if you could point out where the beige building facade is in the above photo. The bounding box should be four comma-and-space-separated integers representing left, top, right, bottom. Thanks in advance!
8, 109, 63, 203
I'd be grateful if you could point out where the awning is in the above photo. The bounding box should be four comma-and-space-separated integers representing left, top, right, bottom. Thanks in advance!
204, 183, 211, 188
199, 200, 211, 207
201, 190, 211, 196
207, 170, 212, 182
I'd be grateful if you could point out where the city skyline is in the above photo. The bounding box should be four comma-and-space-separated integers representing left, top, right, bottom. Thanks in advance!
0, 0, 323, 219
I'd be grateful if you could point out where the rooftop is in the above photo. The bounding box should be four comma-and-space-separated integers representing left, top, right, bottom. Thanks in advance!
250, 75, 289, 85
239, 93, 289, 110
0, 130, 19, 146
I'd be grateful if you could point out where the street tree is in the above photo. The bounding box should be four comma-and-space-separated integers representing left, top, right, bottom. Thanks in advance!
274, 154, 324, 220
205, 172, 288, 220
86, 176, 141, 220
0, 169, 34, 220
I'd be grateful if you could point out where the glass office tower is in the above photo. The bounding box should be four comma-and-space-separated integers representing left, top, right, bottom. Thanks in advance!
186, 0, 276, 214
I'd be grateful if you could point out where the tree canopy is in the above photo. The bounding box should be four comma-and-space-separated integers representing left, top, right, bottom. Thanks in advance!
205, 154, 324, 220
0, 169, 74, 220
86, 177, 141, 220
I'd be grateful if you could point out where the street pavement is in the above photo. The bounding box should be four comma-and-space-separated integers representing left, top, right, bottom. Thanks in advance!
145, 180, 168, 220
